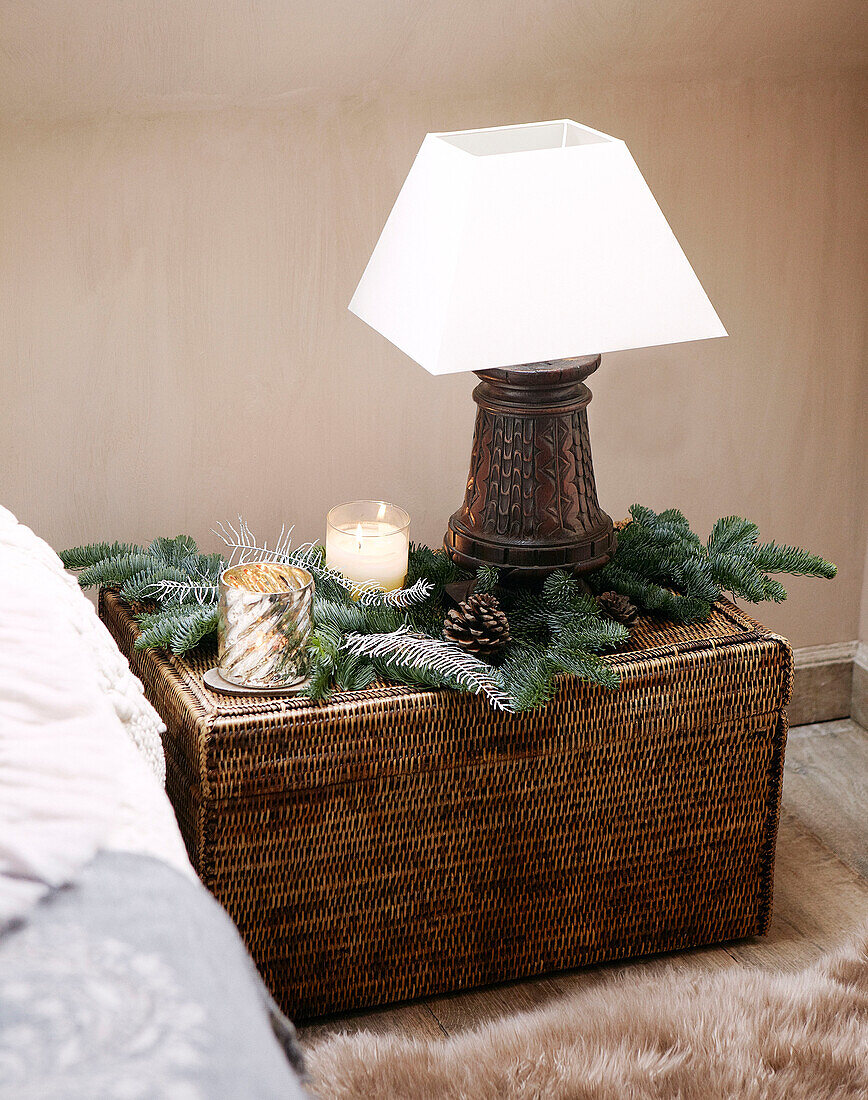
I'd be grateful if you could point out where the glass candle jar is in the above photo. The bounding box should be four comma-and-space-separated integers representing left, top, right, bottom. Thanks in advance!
218, 561, 314, 688
325, 501, 410, 593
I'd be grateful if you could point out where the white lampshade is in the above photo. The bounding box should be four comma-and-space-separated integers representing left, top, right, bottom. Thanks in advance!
350, 120, 726, 376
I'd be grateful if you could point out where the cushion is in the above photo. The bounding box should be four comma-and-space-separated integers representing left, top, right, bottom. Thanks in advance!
0, 505, 190, 926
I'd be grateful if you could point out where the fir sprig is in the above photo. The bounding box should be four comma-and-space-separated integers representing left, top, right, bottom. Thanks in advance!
76, 550, 154, 590
60, 541, 139, 571
62, 506, 836, 711
473, 564, 501, 595
591, 505, 836, 621
494, 571, 626, 708
120, 563, 195, 605
342, 627, 512, 711
706, 517, 836, 601
134, 605, 220, 654
358, 578, 435, 608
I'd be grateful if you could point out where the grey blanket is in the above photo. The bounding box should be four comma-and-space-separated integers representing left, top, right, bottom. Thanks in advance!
0, 851, 307, 1099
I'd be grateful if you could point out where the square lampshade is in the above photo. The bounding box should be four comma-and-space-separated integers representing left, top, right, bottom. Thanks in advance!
350, 120, 726, 375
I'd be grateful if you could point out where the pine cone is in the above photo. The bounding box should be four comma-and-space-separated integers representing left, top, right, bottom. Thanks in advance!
596, 591, 639, 624
443, 592, 511, 658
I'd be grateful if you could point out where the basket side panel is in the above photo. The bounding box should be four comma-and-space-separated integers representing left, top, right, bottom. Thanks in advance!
209, 706, 787, 1018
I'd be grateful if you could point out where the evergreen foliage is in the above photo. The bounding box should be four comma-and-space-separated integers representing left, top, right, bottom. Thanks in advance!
148, 534, 199, 565
473, 564, 501, 595
493, 570, 627, 708
133, 604, 221, 654
342, 627, 512, 710
302, 624, 342, 701
404, 542, 462, 589
706, 517, 836, 601
60, 541, 139, 571
77, 550, 155, 590
62, 506, 836, 711
590, 505, 836, 623
358, 577, 435, 609
120, 563, 194, 605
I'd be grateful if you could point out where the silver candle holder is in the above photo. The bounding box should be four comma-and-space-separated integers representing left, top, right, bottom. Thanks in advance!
217, 562, 314, 689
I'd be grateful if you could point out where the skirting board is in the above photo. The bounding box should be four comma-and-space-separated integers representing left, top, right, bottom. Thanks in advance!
789, 641, 858, 727
852, 643, 868, 729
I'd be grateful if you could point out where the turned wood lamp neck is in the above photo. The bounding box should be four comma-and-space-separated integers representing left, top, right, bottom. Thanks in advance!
444, 356, 617, 578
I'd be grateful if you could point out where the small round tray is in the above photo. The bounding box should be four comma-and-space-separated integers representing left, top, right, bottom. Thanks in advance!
203, 667, 311, 697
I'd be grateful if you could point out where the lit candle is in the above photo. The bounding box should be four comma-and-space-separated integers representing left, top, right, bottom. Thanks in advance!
326, 501, 410, 593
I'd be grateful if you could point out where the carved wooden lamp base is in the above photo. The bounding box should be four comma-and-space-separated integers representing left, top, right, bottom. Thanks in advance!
444, 356, 616, 578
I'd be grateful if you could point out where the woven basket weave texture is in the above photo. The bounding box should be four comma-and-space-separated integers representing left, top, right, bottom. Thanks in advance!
100, 590, 793, 1020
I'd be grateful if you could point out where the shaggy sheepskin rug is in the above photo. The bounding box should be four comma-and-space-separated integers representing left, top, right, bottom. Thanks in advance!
304, 927, 868, 1099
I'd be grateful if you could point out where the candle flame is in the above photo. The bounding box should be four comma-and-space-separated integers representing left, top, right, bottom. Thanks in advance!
355, 522, 364, 551
376, 503, 386, 521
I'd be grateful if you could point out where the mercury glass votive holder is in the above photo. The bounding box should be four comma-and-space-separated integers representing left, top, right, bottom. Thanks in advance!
218, 562, 314, 689
325, 501, 410, 592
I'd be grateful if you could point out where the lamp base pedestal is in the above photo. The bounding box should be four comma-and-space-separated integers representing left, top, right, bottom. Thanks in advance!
444, 356, 616, 578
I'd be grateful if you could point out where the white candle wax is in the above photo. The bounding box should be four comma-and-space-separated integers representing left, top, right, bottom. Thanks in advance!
326, 508, 410, 592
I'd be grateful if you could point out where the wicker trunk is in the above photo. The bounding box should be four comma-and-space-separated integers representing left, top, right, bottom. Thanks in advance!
101, 590, 793, 1020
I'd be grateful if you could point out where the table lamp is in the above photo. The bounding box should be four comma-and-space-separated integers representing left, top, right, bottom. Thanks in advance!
350, 119, 726, 577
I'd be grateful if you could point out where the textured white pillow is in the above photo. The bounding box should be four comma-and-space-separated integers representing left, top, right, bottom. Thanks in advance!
0, 507, 192, 926
0, 507, 166, 783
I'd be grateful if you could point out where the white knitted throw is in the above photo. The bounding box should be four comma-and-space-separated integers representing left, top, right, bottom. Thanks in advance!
0, 506, 192, 927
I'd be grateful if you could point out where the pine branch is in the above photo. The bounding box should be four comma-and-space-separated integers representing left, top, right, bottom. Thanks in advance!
498, 645, 561, 711
148, 534, 198, 566
674, 555, 721, 605
168, 607, 220, 654
304, 659, 335, 702
313, 597, 406, 636
597, 505, 836, 613
287, 542, 326, 571
120, 563, 195, 604
405, 544, 462, 589
332, 652, 377, 693
214, 518, 385, 601
705, 518, 835, 603
616, 508, 717, 601
151, 580, 220, 607
60, 541, 140, 571
301, 625, 342, 702
708, 552, 786, 603
78, 551, 155, 590
312, 598, 366, 635
213, 518, 295, 566
133, 605, 218, 652
342, 628, 512, 711
146, 554, 225, 607
406, 597, 450, 638
505, 591, 550, 642
706, 516, 760, 557
546, 640, 620, 690
473, 565, 500, 595
743, 541, 837, 580
551, 613, 629, 654
358, 578, 435, 608
632, 505, 704, 552
594, 562, 712, 623
542, 571, 600, 617
361, 605, 410, 634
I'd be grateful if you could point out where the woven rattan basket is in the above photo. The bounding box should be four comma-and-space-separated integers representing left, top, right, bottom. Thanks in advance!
101, 590, 793, 1020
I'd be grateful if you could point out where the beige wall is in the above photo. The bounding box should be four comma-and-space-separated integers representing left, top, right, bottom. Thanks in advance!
1, 72, 866, 647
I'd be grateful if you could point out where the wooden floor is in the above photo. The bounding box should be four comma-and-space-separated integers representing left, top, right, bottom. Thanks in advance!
299, 718, 868, 1046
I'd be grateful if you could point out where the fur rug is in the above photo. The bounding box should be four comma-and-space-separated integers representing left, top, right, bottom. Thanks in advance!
304, 927, 868, 1099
